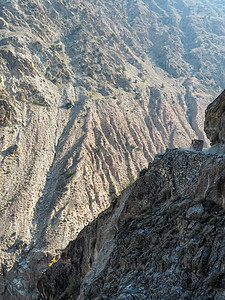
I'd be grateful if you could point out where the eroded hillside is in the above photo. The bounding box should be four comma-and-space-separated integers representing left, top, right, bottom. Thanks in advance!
0, 0, 225, 298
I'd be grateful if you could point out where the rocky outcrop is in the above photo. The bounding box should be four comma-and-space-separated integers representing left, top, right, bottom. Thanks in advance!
205, 89, 225, 145
37, 149, 225, 300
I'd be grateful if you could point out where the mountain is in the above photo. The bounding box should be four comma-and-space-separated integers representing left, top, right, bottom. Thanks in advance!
0, 0, 225, 298
37, 90, 225, 299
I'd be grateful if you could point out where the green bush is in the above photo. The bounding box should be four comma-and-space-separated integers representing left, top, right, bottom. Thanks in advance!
128, 172, 135, 183
108, 227, 117, 236
66, 101, 73, 109
65, 169, 73, 178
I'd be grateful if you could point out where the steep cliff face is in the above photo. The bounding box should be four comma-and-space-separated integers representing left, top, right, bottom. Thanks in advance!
37, 148, 225, 300
1, 0, 225, 298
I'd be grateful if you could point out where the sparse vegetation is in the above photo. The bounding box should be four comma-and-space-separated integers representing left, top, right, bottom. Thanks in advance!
66, 101, 73, 109
9, 129, 15, 134
178, 247, 185, 260
59, 276, 81, 300
28, 285, 35, 294
108, 227, 117, 236
139, 99, 144, 106
65, 168, 73, 179
109, 189, 117, 204
135, 92, 141, 100
35, 291, 42, 300
95, 146, 101, 153
208, 272, 224, 287
128, 172, 135, 183
66, 277, 81, 296
50, 44, 56, 51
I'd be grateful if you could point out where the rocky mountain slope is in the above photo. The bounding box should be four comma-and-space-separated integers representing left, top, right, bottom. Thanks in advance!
0, 0, 225, 298
38, 90, 225, 300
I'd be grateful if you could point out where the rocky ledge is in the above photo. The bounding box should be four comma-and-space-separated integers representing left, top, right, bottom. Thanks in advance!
37, 148, 225, 300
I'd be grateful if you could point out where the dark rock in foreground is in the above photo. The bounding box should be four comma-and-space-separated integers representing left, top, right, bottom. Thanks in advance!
38, 148, 225, 300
